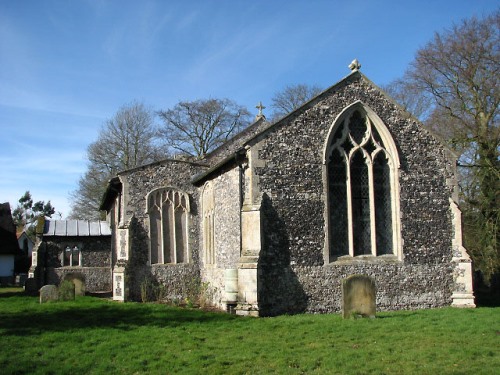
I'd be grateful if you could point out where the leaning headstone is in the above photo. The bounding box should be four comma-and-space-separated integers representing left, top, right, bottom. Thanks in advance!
58, 280, 76, 301
342, 274, 376, 318
40, 285, 59, 303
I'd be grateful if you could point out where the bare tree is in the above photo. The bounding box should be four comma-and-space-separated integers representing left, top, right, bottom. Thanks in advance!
382, 78, 433, 121
69, 166, 111, 220
270, 84, 323, 120
390, 12, 499, 283
157, 98, 250, 159
70, 101, 166, 220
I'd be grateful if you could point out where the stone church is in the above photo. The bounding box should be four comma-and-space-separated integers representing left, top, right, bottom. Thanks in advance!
100, 65, 475, 316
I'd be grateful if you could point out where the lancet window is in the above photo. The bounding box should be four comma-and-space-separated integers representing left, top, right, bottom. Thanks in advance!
202, 182, 215, 265
326, 106, 399, 260
148, 188, 190, 264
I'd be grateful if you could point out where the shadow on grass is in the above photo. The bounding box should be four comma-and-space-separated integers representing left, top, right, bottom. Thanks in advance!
0, 290, 26, 298
0, 297, 240, 337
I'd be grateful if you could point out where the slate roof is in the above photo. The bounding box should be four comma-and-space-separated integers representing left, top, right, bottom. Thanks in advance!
43, 220, 111, 237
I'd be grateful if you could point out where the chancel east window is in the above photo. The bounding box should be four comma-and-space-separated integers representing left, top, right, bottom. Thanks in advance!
325, 105, 400, 261
148, 188, 189, 264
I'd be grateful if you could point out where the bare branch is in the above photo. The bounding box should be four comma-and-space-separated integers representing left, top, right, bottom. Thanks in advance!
157, 98, 250, 158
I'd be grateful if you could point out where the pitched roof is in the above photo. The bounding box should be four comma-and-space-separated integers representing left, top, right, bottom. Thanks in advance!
192, 70, 362, 185
43, 220, 111, 237
104, 67, 458, 193
194, 69, 459, 184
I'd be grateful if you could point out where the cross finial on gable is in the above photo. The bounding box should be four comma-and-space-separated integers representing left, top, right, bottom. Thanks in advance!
255, 101, 266, 120
348, 59, 361, 71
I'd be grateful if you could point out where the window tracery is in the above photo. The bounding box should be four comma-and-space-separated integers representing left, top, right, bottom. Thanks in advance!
325, 105, 399, 261
147, 188, 190, 264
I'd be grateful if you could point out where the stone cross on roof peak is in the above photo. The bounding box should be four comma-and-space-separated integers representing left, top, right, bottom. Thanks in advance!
255, 101, 266, 120
256, 101, 266, 115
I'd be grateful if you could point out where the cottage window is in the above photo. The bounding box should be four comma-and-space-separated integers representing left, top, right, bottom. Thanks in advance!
325, 104, 400, 261
63, 246, 81, 266
147, 188, 189, 264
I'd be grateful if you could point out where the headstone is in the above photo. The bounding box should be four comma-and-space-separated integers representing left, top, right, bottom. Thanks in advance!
342, 274, 376, 318
63, 274, 85, 296
40, 285, 59, 303
58, 280, 75, 301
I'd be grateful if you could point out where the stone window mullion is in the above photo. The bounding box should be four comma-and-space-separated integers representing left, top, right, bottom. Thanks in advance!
160, 198, 164, 264
172, 193, 177, 264
346, 153, 354, 257
367, 155, 377, 256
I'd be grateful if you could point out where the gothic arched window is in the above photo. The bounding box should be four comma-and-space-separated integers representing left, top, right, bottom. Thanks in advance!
147, 188, 190, 264
325, 104, 400, 261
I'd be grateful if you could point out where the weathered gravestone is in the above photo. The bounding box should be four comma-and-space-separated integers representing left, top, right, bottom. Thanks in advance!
342, 274, 376, 318
63, 273, 85, 296
40, 285, 59, 303
58, 280, 76, 301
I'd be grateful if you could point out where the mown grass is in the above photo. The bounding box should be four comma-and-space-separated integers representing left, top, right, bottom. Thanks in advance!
0, 287, 498, 374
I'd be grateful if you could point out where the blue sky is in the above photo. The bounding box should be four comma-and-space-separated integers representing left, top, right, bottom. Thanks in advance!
0, 0, 497, 218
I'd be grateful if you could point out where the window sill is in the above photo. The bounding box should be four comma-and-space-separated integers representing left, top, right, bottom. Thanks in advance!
150, 262, 188, 266
326, 254, 401, 265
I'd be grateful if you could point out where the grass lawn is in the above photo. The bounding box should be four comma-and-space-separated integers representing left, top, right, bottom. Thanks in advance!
0, 288, 498, 374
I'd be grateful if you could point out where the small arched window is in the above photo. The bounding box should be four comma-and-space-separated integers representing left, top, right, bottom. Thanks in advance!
147, 188, 190, 264
325, 103, 400, 261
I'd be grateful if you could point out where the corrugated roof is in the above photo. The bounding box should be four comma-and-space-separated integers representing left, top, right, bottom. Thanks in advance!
43, 220, 111, 237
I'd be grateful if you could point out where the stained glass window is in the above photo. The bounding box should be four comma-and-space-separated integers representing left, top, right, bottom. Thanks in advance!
351, 152, 371, 256
373, 152, 393, 255
327, 108, 396, 259
329, 150, 348, 257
